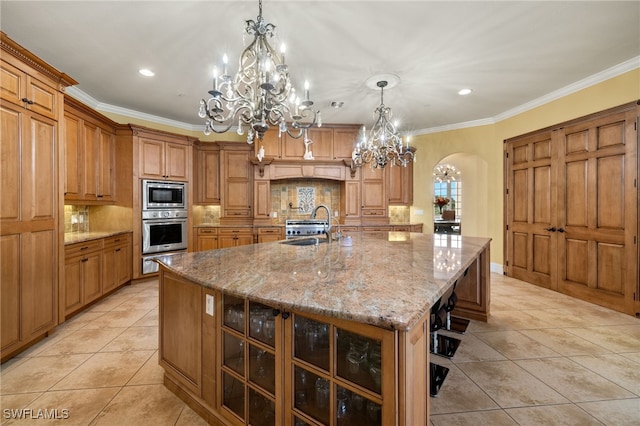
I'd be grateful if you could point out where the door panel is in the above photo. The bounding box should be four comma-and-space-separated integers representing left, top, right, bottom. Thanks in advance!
506, 132, 555, 288
506, 103, 637, 315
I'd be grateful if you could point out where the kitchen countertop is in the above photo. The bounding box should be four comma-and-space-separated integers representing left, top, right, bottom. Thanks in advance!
64, 230, 132, 245
157, 232, 490, 331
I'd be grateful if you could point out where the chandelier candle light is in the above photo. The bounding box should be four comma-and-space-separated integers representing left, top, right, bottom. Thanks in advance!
351, 80, 414, 169
198, 0, 321, 143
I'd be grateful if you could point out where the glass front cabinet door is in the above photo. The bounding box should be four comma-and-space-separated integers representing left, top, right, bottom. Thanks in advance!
218, 296, 395, 425
219, 295, 282, 425
284, 312, 395, 426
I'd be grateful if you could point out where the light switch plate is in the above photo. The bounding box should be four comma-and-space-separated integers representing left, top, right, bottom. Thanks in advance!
205, 294, 214, 316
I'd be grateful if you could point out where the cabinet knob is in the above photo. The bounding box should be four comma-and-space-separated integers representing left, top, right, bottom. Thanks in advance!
281, 311, 290, 320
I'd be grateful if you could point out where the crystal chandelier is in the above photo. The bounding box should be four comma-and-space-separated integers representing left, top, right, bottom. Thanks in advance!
198, 0, 320, 144
351, 80, 414, 169
433, 164, 460, 183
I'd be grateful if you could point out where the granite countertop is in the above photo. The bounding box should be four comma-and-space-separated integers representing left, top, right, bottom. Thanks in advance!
64, 230, 132, 245
157, 232, 490, 331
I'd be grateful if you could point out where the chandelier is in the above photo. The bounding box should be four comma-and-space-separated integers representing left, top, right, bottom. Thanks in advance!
198, 0, 320, 144
351, 80, 414, 169
433, 164, 460, 183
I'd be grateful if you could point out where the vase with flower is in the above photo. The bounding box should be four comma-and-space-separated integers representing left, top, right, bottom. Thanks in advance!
434, 196, 450, 218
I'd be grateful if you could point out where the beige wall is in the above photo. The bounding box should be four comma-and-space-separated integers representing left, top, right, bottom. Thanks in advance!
410, 68, 640, 267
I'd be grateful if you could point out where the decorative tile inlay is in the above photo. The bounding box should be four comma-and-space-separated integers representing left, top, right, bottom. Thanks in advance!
297, 187, 315, 213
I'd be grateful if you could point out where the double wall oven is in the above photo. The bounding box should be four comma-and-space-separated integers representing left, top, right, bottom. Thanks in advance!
141, 180, 188, 274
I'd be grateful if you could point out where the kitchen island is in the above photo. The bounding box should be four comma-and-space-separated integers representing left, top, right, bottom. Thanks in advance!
157, 232, 490, 426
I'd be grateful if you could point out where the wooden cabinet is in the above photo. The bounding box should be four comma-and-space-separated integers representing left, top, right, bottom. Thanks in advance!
64, 241, 102, 315
387, 162, 413, 205
254, 129, 281, 159
306, 127, 334, 159
159, 270, 398, 426
333, 127, 359, 160
102, 233, 132, 294
220, 144, 252, 222
218, 228, 254, 249
195, 227, 219, 252
63, 95, 116, 203
361, 166, 388, 222
139, 137, 190, 181
257, 227, 282, 243
194, 143, 220, 204
340, 169, 361, 225
0, 34, 74, 361
0, 55, 61, 120
253, 180, 271, 221
64, 234, 132, 317
505, 102, 638, 315
282, 132, 306, 159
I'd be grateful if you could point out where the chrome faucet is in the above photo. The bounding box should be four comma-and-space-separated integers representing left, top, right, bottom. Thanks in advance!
310, 204, 332, 243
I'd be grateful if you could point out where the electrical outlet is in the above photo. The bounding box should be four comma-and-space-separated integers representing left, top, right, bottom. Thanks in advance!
414, 209, 424, 215
205, 294, 214, 316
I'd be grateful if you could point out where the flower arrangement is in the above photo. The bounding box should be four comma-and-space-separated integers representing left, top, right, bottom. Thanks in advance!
434, 196, 450, 214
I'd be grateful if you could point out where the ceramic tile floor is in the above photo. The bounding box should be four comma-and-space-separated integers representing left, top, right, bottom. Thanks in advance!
1, 274, 639, 425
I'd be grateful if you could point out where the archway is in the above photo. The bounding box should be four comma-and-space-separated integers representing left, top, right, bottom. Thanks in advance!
433, 153, 489, 237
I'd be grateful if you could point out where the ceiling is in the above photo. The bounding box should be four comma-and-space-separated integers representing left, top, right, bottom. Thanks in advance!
2, 1, 639, 135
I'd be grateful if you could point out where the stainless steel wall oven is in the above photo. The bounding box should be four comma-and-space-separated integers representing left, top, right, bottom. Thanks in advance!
141, 180, 188, 274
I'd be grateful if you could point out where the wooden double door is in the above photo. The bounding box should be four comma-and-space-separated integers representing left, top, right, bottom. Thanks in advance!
505, 103, 638, 315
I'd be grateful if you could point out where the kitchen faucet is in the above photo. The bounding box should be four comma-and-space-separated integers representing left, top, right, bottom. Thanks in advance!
310, 204, 332, 243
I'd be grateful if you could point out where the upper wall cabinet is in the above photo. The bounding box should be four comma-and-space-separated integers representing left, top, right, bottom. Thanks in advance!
194, 142, 220, 204
63, 95, 116, 203
139, 137, 190, 181
253, 125, 360, 161
333, 127, 359, 160
0, 55, 62, 120
387, 161, 413, 206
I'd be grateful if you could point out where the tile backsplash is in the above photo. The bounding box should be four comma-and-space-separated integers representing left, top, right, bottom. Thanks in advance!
64, 205, 90, 233
271, 179, 341, 222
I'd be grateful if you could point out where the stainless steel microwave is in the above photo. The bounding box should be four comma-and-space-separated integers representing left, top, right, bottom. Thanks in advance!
142, 180, 187, 210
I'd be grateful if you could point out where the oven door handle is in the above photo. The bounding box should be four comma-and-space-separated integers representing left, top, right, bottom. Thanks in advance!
143, 219, 187, 226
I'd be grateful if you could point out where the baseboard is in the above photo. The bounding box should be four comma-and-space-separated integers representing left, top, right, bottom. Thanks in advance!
490, 263, 503, 274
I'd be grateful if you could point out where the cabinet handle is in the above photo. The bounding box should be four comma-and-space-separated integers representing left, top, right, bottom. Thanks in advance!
544, 227, 556, 232
281, 311, 290, 320
272, 309, 280, 317
81, 258, 88, 262
81, 246, 89, 251
115, 248, 121, 252
557, 228, 565, 233
21, 97, 34, 105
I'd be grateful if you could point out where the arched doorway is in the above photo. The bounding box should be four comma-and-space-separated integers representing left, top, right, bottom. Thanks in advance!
433, 153, 489, 237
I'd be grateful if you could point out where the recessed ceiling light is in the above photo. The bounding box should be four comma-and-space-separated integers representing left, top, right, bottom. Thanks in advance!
458, 88, 472, 95
139, 69, 155, 77
330, 101, 344, 108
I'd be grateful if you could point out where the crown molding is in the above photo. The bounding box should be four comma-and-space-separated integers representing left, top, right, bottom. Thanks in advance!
67, 56, 640, 137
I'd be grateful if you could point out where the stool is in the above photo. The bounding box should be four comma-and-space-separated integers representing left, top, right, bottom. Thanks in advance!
444, 277, 470, 334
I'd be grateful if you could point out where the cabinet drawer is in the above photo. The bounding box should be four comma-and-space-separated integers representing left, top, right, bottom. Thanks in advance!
197, 227, 218, 235
218, 228, 252, 235
65, 239, 102, 258
224, 209, 251, 218
362, 209, 386, 216
103, 233, 131, 248
257, 227, 281, 235
391, 226, 410, 232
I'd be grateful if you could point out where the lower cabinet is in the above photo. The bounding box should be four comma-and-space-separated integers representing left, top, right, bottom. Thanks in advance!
64, 233, 132, 317
195, 227, 219, 252
257, 227, 282, 243
102, 234, 132, 294
218, 228, 254, 249
159, 269, 403, 426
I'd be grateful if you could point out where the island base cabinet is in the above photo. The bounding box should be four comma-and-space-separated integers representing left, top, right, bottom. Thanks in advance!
452, 245, 491, 322
158, 268, 433, 426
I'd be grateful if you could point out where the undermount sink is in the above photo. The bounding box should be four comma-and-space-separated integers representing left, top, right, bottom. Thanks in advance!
280, 237, 328, 246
